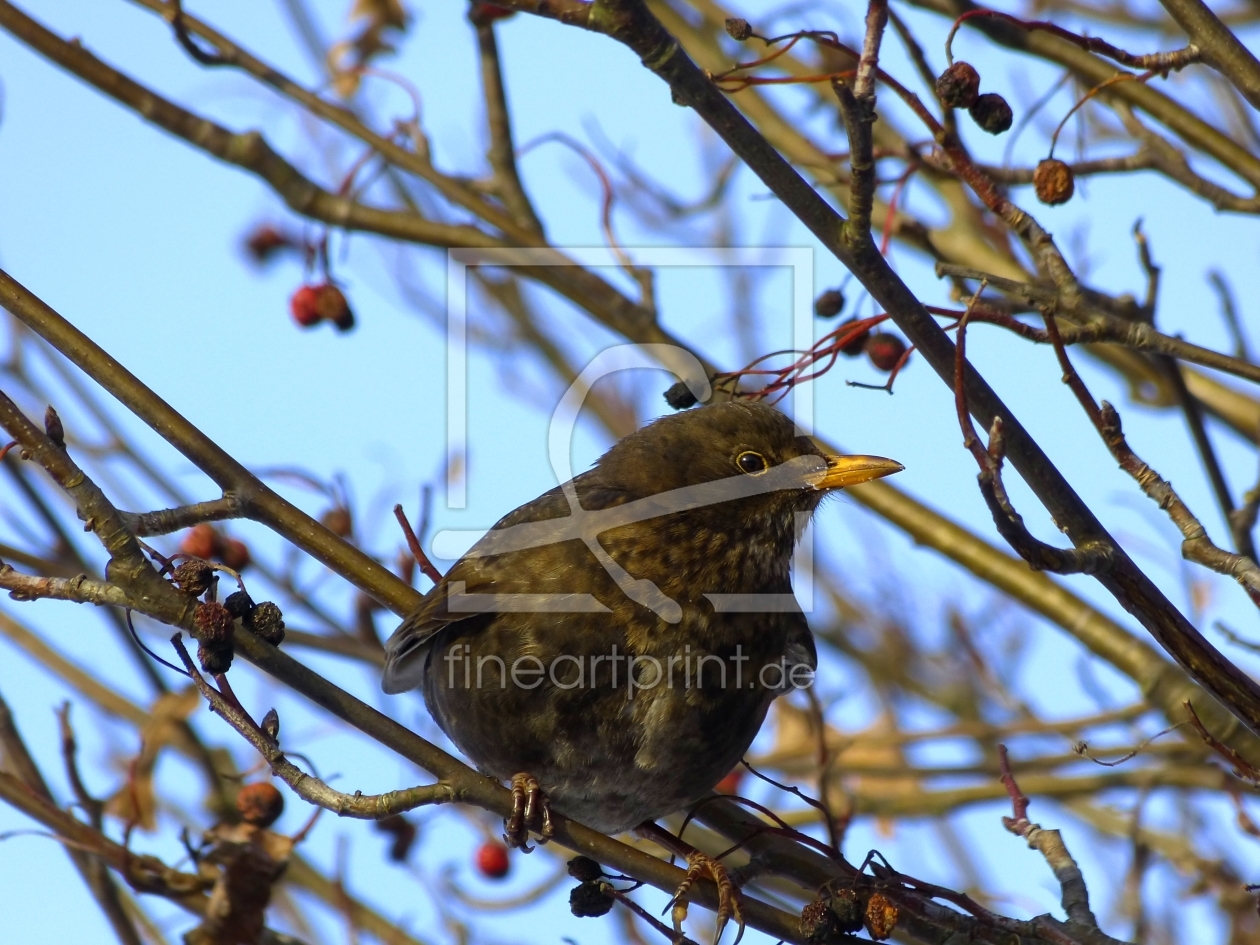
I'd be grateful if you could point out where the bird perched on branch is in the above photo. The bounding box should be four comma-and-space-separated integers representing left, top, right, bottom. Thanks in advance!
383, 401, 901, 938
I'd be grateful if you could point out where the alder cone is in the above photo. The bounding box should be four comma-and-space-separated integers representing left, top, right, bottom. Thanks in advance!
197, 641, 233, 675
1033, 158, 1075, 205
865, 892, 899, 940
663, 380, 699, 410
248, 602, 286, 646
567, 856, 602, 882
830, 887, 864, 932
969, 92, 1013, 134
799, 899, 838, 942
219, 537, 251, 571
172, 559, 213, 597
193, 601, 234, 645
568, 881, 613, 917
289, 285, 323, 327
935, 61, 980, 109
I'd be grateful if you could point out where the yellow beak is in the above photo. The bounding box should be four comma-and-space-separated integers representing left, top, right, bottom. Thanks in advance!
807, 454, 904, 490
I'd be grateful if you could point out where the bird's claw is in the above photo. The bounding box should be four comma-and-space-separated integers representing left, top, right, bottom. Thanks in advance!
503, 772, 553, 852
666, 849, 745, 945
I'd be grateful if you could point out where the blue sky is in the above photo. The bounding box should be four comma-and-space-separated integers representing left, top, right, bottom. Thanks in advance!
2, 1, 1260, 942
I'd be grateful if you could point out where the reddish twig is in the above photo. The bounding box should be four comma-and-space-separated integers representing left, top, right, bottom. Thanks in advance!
945, 8, 1201, 76
997, 744, 1031, 829
1185, 700, 1260, 782
392, 505, 442, 585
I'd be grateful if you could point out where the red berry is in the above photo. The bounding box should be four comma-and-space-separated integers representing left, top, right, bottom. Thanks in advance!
237, 782, 284, 827
469, 2, 516, 23
837, 317, 870, 357
244, 225, 295, 264
290, 283, 355, 331
290, 285, 323, 327
219, 538, 251, 572
475, 841, 510, 879
316, 284, 355, 332
180, 523, 220, 560
714, 767, 743, 794
866, 333, 908, 372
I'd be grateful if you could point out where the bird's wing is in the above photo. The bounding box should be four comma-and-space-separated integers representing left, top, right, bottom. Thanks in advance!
380, 566, 476, 694
381, 477, 630, 694
784, 616, 818, 686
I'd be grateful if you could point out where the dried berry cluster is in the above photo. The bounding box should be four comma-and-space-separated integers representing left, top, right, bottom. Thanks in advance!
799, 888, 898, 942
935, 61, 1012, 135
172, 545, 285, 675
565, 856, 613, 918
290, 283, 355, 331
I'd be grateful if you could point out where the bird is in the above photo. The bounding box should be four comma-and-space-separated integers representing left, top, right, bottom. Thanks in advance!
382, 401, 901, 935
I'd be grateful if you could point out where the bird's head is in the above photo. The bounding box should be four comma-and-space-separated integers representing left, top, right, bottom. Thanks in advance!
592, 401, 903, 521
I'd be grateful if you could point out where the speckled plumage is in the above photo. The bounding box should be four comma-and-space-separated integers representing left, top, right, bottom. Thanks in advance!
382, 402, 866, 834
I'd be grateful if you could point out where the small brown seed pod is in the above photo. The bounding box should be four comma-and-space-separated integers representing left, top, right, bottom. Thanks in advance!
197, 641, 233, 675
193, 601, 234, 645
567, 856, 603, 882
837, 317, 870, 357
968, 92, 1013, 134
725, 17, 752, 41
1033, 158, 1075, 205
799, 898, 838, 943
568, 881, 614, 918
664, 381, 699, 410
223, 590, 256, 620
247, 601, 286, 646
934, 61, 980, 109
172, 560, 214, 598
814, 288, 845, 319
864, 891, 899, 940
236, 781, 285, 828
830, 887, 865, 932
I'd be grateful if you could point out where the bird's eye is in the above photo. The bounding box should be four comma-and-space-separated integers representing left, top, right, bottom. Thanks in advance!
736, 451, 768, 475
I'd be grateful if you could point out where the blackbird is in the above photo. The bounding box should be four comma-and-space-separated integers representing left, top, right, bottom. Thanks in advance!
382, 402, 900, 928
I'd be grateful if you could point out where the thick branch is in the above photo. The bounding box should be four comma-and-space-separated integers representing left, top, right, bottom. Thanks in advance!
0, 567, 132, 607
120, 496, 245, 537
1157, 0, 1260, 110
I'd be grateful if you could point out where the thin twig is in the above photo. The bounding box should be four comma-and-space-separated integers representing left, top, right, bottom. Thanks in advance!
171, 634, 456, 820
